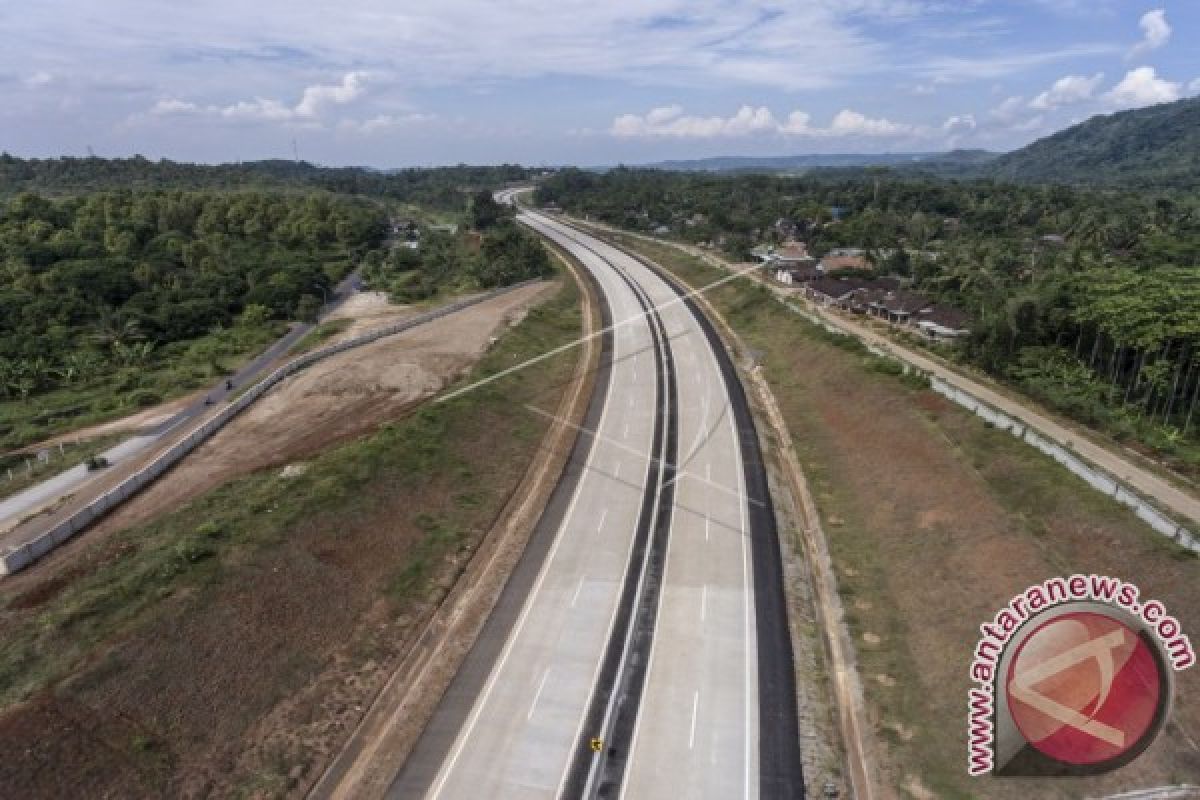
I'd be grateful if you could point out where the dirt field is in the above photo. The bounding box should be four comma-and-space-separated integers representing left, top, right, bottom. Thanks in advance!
0, 278, 584, 798
86, 283, 552, 538
620, 238, 1200, 799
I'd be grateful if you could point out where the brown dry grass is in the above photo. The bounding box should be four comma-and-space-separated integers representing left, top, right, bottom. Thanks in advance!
616, 236, 1200, 799
0, 278, 584, 798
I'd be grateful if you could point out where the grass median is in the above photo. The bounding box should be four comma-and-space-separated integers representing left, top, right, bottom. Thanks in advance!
0, 274, 582, 798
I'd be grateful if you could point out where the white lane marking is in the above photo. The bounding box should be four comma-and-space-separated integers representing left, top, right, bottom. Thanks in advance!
442, 213, 760, 404
705, 515, 710, 542
528, 668, 551, 720
427, 246, 632, 799
623, 422, 630, 440
701, 585, 707, 622
614, 462, 622, 481
571, 576, 586, 608
597, 508, 608, 534
524, 404, 756, 508
689, 691, 700, 750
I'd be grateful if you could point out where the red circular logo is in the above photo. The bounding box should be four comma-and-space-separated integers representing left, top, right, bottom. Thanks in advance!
1005, 611, 1163, 766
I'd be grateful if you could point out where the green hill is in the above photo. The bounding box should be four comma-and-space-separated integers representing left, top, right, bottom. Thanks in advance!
982, 95, 1200, 188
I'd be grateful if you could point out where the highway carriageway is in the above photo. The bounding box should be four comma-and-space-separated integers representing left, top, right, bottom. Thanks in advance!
387, 207, 803, 799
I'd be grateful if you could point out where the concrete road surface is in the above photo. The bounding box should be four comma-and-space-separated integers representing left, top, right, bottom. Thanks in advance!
389, 209, 801, 799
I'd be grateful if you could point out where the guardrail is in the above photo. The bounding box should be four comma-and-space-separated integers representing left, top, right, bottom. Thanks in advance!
0, 280, 541, 576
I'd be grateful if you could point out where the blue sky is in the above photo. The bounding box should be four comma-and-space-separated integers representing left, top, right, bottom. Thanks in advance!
1, 1, 1198, 167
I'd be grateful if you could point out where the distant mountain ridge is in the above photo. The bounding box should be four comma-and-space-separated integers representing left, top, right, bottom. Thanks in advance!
637, 152, 974, 172
978, 95, 1200, 188
634, 96, 1200, 188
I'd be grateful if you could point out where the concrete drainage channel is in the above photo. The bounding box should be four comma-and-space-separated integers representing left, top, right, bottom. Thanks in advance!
0, 281, 541, 576
770, 295, 1200, 554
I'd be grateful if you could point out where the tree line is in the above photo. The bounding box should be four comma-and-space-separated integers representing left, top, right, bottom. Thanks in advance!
0, 189, 385, 405
537, 168, 1200, 470
362, 190, 551, 302
0, 154, 532, 211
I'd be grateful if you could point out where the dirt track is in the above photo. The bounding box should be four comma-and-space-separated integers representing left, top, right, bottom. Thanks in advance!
91, 284, 555, 538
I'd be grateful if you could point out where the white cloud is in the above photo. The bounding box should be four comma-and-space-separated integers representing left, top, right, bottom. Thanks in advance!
295, 72, 366, 117
1129, 9, 1170, 58
24, 71, 54, 88
148, 71, 368, 122
942, 114, 976, 132
916, 44, 1120, 84
989, 95, 1025, 123
828, 109, 914, 136
611, 105, 780, 138
150, 98, 201, 115
611, 105, 919, 139
1104, 66, 1181, 110
1029, 73, 1103, 110
339, 112, 436, 134
1189, 78, 1200, 94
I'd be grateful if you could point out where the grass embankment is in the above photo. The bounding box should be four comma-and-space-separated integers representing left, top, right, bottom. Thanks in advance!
0, 276, 581, 798
607, 233, 1200, 799
0, 434, 127, 503
0, 321, 287, 452
288, 318, 353, 354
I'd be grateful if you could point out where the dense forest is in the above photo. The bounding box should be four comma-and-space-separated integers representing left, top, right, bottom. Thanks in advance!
979, 95, 1200, 189
0, 189, 386, 446
536, 168, 1200, 471
0, 154, 533, 210
362, 190, 552, 302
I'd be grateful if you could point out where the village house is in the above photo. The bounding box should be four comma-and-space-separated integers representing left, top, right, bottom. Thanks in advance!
774, 266, 822, 286
916, 306, 972, 341
866, 289, 933, 323
804, 277, 877, 307
819, 250, 870, 273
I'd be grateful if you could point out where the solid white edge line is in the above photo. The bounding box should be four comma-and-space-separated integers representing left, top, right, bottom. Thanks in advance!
689, 691, 700, 750
426, 223, 632, 799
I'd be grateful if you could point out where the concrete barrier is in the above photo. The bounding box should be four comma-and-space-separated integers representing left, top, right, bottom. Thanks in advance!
769, 288, 1198, 554
928, 376, 1199, 554
0, 280, 540, 576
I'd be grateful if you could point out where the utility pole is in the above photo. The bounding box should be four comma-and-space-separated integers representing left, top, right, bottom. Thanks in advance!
292, 138, 300, 163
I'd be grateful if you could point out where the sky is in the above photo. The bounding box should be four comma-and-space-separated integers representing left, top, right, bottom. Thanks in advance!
1, 1, 1198, 167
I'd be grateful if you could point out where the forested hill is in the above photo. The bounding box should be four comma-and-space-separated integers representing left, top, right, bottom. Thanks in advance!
0, 155, 532, 209
978, 96, 1200, 188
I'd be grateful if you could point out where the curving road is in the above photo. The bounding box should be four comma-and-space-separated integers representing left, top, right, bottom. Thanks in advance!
387, 205, 802, 799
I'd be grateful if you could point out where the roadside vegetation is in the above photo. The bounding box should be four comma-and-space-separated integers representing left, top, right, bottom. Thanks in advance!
0, 267, 581, 797
538, 169, 1200, 476
605, 232, 1200, 798
0, 190, 386, 449
362, 190, 552, 303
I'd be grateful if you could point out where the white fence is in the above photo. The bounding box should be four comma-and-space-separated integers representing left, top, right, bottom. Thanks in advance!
0, 281, 539, 576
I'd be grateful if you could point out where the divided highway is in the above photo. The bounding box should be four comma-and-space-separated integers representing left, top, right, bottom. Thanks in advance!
387, 204, 802, 799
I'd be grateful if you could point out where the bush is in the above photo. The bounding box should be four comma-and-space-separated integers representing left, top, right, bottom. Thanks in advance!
128, 388, 162, 408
